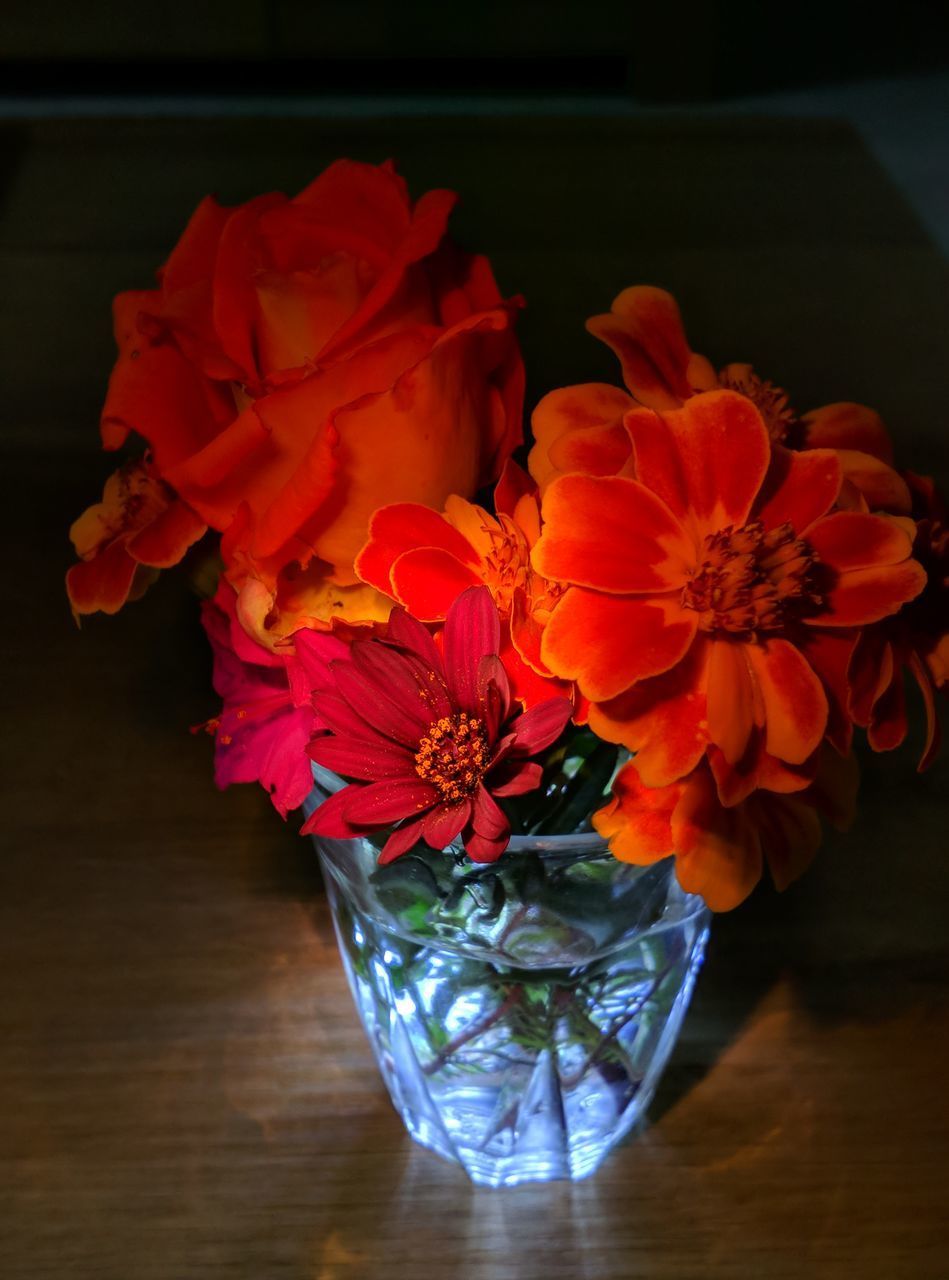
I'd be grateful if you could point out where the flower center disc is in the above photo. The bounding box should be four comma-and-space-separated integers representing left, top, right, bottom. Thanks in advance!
681, 520, 820, 636
415, 713, 489, 800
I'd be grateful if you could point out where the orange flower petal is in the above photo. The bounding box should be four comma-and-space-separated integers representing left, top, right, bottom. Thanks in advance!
625, 390, 770, 535
671, 766, 763, 911
125, 499, 207, 568
709, 732, 815, 808
802, 401, 893, 463
817, 561, 928, 627
593, 761, 679, 864
585, 286, 694, 408
355, 502, 480, 595
753, 446, 841, 534
66, 540, 137, 617
540, 588, 697, 702
706, 638, 758, 766
588, 636, 709, 785
533, 474, 693, 593
834, 450, 912, 515
807, 511, 914, 571
528, 382, 634, 491
745, 638, 829, 765
751, 794, 822, 893
389, 547, 483, 621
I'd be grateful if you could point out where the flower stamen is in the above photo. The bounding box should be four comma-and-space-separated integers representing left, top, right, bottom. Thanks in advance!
415, 712, 489, 801
682, 521, 820, 637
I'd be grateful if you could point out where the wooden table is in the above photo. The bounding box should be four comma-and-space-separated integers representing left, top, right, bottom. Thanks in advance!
2, 115, 948, 1279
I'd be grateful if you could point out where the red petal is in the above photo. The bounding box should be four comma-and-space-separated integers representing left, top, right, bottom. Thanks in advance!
625, 390, 770, 535
541, 588, 698, 703
471, 784, 510, 840
753, 447, 841, 534
464, 831, 509, 863
356, 501, 480, 595
349, 639, 450, 727
745, 639, 828, 765
379, 817, 427, 864
308, 735, 416, 781
509, 696, 572, 756
490, 762, 543, 797
802, 401, 893, 463
423, 800, 472, 850
585, 286, 694, 408
588, 636, 709, 786
125, 499, 207, 568
443, 586, 501, 715
301, 785, 364, 839
344, 777, 438, 825
534, 474, 693, 593
331, 659, 430, 747
384, 605, 444, 670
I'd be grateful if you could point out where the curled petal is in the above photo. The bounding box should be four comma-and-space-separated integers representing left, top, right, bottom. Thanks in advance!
586, 286, 695, 408
745, 638, 829, 765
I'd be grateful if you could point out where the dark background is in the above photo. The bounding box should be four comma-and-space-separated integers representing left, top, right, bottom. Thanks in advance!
2, 6, 948, 1278
4, 0, 949, 100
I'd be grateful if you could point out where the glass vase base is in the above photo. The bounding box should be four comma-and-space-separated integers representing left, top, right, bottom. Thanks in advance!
324, 871, 710, 1188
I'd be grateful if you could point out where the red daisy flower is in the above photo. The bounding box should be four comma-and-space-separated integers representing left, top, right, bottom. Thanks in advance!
301, 586, 572, 863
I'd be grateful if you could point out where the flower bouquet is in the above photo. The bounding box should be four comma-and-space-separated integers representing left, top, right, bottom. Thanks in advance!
67, 160, 948, 1186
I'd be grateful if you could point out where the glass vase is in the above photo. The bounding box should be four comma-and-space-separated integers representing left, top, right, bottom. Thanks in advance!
305, 771, 710, 1187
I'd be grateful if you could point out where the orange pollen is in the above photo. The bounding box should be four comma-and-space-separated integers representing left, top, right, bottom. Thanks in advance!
414, 712, 489, 802
718, 366, 797, 443
681, 521, 820, 636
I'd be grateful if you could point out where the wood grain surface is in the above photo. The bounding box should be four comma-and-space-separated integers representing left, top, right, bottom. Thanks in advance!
1, 115, 948, 1279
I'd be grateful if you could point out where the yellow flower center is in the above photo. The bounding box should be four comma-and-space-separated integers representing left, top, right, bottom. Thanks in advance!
681, 521, 820, 636
414, 713, 489, 801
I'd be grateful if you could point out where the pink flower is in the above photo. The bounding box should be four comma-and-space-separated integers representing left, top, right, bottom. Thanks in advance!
199, 582, 347, 816
301, 586, 572, 862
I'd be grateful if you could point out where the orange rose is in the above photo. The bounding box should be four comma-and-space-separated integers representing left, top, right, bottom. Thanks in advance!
89, 159, 524, 640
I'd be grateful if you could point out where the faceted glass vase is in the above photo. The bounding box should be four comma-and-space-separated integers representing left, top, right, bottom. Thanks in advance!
305, 774, 710, 1188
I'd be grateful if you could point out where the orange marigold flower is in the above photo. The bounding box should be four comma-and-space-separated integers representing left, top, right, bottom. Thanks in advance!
66, 458, 206, 618
848, 473, 949, 769
529, 285, 910, 516
533, 389, 926, 796
594, 749, 858, 911
355, 461, 572, 709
